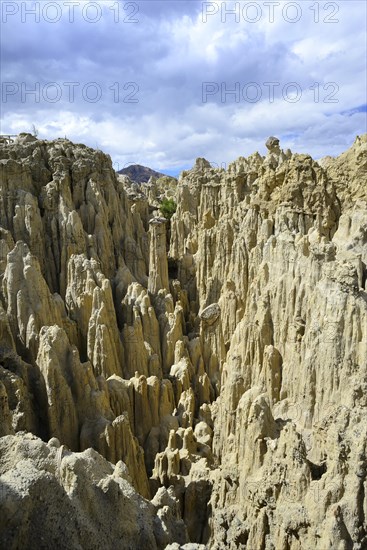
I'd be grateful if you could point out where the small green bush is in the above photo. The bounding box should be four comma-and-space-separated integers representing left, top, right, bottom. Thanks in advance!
160, 198, 177, 220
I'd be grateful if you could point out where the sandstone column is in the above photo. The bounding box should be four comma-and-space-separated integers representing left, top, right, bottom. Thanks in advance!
148, 216, 169, 293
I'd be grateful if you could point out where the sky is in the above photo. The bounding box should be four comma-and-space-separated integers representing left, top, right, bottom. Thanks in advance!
1, 0, 366, 176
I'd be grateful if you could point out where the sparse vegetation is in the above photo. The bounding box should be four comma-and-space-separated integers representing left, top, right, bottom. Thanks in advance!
160, 197, 177, 220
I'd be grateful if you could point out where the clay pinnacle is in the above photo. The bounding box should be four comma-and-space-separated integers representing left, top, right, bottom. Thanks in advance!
265, 136, 280, 153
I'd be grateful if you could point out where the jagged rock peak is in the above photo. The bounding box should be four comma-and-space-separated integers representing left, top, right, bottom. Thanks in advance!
193, 157, 212, 171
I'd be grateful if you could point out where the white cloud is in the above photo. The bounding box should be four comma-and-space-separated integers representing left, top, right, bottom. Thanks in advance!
1, 0, 366, 171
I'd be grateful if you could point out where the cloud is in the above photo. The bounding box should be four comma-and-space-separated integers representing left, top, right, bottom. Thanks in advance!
1, 0, 366, 171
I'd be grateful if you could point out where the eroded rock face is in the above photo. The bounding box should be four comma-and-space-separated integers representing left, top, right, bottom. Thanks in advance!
0, 432, 187, 549
0, 134, 366, 549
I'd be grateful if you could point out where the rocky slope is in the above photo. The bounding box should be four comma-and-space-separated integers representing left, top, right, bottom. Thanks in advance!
0, 132, 366, 549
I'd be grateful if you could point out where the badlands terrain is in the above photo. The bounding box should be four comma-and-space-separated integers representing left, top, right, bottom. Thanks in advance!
0, 133, 366, 549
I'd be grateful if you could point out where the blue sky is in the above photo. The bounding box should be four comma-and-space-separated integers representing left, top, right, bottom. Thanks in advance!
1, 1, 366, 175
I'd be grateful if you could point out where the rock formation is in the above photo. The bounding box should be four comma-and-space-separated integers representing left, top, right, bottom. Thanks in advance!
0, 134, 366, 549
148, 217, 169, 294
265, 135, 280, 153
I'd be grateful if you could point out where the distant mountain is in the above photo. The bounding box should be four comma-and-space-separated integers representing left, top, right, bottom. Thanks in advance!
117, 164, 167, 183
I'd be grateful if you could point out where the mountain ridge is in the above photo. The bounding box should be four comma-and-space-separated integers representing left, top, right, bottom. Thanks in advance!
117, 163, 169, 183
